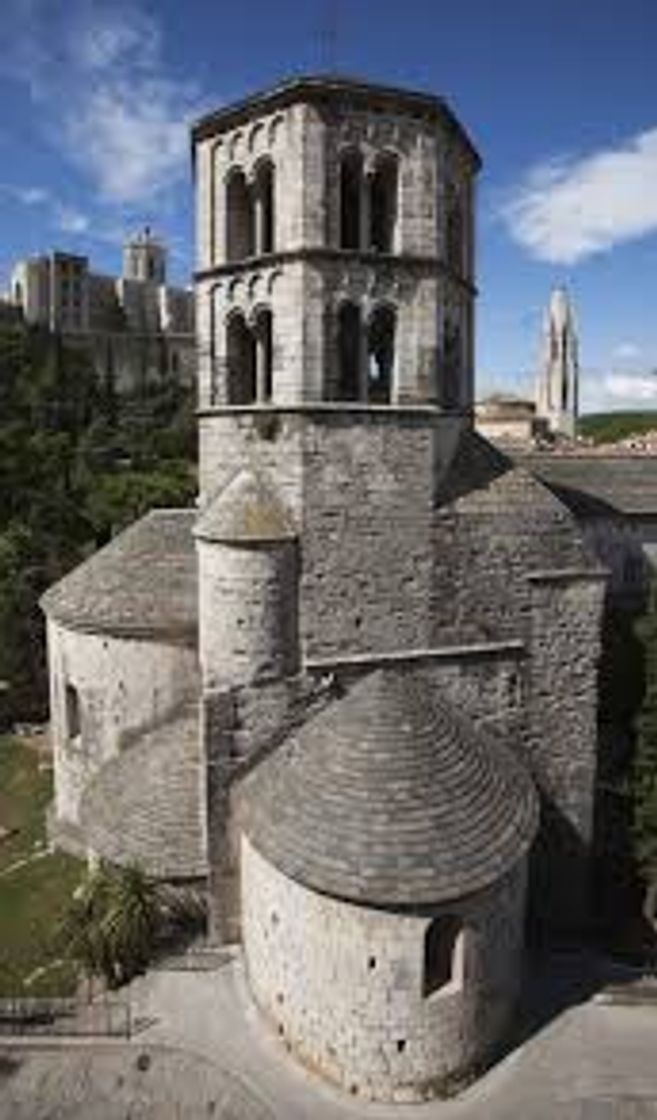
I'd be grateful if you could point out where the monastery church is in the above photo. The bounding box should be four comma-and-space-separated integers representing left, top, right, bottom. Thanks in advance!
41, 76, 606, 1103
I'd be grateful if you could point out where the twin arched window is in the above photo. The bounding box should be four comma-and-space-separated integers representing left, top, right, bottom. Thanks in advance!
339, 151, 398, 253
226, 308, 273, 404
336, 302, 396, 403
225, 161, 275, 263
223, 302, 395, 405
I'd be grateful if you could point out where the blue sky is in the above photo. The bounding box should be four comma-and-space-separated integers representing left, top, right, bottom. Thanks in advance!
2, 0, 657, 412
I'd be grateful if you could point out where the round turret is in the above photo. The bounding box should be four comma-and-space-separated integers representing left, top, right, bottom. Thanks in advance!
238, 668, 538, 1102
194, 470, 299, 687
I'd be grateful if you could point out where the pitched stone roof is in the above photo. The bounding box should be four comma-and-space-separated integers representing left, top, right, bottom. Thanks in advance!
195, 471, 296, 544
520, 454, 657, 517
79, 703, 206, 880
239, 668, 538, 906
437, 431, 599, 570
40, 510, 197, 640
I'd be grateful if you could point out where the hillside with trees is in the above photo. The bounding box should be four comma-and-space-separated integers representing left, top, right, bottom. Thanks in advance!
579, 411, 657, 445
0, 319, 196, 722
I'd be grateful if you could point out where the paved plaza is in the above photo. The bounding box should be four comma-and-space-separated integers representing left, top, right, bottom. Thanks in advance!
3, 954, 657, 1119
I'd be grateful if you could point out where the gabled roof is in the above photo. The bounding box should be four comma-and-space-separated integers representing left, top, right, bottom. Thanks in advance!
239, 667, 538, 906
436, 430, 601, 571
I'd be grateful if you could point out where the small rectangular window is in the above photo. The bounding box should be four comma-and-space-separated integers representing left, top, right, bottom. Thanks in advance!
423, 916, 461, 997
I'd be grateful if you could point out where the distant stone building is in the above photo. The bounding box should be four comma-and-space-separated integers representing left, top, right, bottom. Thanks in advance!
475, 394, 545, 447
41, 76, 607, 1103
7, 228, 195, 394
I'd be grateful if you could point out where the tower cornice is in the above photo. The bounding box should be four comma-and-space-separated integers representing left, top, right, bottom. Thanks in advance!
191, 73, 480, 171
194, 247, 478, 297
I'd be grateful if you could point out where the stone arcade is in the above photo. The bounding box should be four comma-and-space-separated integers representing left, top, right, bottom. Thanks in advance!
41, 76, 606, 1103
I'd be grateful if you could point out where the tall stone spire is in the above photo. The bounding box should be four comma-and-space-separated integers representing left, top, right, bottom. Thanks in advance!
536, 286, 579, 439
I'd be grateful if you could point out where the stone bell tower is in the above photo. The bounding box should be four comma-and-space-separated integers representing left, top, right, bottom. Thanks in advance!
192, 75, 482, 669
192, 77, 481, 939
123, 226, 167, 285
536, 285, 579, 439
193, 74, 479, 430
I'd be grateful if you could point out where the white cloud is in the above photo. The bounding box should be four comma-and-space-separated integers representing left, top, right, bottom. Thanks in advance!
502, 128, 657, 263
55, 205, 89, 234
578, 368, 657, 412
17, 186, 49, 206
613, 341, 642, 361
72, 7, 160, 73
4, 1, 201, 206
65, 79, 193, 203
1, 181, 90, 236
605, 373, 657, 402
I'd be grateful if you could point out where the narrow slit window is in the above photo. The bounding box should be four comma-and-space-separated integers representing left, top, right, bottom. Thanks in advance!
423, 916, 461, 997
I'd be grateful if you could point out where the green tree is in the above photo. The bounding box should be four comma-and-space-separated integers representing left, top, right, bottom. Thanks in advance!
0, 319, 196, 717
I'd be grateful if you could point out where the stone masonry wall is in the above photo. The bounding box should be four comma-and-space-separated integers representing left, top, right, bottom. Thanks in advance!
242, 836, 527, 1103
47, 619, 199, 827
200, 410, 441, 659
525, 575, 606, 929
197, 539, 299, 689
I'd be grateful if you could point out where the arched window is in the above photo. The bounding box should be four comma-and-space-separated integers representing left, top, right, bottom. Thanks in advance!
339, 150, 363, 250
253, 308, 274, 401
423, 916, 461, 997
226, 311, 256, 403
445, 185, 463, 275
65, 683, 81, 742
226, 169, 254, 262
254, 160, 275, 255
337, 302, 362, 400
370, 155, 398, 253
367, 305, 395, 403
441, 319, 462, 409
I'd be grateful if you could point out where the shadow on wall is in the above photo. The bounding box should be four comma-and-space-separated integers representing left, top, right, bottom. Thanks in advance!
526, 795, 595, 943
594, 592, 652, 957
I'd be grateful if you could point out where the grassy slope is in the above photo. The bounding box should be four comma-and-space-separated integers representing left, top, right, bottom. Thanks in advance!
0, 736, 83, 996
579, 411, 657, 445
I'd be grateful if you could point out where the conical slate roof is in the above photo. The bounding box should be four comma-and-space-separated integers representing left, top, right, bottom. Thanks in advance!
240, 669, 538, 906
194, 470, 296, 544
40, 510, 196, 639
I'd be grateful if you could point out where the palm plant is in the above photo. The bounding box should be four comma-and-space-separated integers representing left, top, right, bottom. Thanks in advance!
57, 862, 165, 990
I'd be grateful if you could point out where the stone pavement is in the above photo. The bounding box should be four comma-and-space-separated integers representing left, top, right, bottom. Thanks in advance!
3, 953, 657, 1118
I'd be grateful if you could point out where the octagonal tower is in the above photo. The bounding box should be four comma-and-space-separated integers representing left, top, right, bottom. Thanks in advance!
193, 75, 479, 421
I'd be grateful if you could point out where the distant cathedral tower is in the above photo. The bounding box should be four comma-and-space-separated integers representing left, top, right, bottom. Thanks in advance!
122, 226, 167, 284
536, 286, 579, 439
